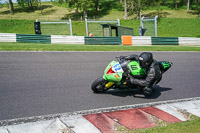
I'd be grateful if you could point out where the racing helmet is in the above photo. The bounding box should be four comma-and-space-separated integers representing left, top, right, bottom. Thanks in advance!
138, 52, 153, 68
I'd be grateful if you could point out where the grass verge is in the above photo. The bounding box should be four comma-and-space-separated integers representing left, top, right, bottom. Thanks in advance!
0, 18, 199, 37
119, 116, 200, 133
0, 42, 200, 51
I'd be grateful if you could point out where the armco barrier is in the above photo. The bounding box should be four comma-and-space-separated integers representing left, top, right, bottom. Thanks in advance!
179, 37, 200, 46
85, 37, 121, 45
132, 36, 152, 46
0, 33, 200, 46
0, 33, 16, 42
16, 34, 51, 43
151, 37, 179, 45
51, 35, 84, 44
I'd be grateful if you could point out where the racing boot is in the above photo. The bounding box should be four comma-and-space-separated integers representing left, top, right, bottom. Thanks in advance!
143, 87, 153, 96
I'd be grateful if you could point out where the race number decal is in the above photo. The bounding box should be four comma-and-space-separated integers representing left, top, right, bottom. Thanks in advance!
112, 63, 124, 73
130, 65, 137, 71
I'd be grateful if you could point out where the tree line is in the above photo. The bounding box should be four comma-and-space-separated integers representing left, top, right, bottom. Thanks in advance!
5, 0, 200, 18
124, 0, 200, 19
6, 0, 41, 13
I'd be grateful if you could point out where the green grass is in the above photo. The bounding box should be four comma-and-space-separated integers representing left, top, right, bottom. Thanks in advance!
157, 18, 200, 37
0, 42, 200, 51
0, 19, 35, 34
0, 2, 200, 37
0, 18, 199, 37
125, 117, 200, 133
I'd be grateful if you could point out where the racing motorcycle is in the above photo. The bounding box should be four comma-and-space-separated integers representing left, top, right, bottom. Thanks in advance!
91, 56, 173, 96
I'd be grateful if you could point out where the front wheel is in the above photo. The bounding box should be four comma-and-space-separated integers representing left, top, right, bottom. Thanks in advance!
91, 77, 108, 93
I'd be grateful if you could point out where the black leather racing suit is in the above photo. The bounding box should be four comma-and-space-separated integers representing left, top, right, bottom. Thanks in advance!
124, 54, 162, 90
131, 59, 162, 88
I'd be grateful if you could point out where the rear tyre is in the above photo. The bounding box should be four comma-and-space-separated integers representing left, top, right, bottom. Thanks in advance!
91, 77, 108, 93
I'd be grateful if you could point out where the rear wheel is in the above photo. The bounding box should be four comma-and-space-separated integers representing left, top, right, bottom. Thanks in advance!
91, 77, 108, 93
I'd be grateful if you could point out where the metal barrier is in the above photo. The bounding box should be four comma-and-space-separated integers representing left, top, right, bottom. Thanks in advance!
85, 37, 121, 45
0, 33, 199, 46
0, 33, 16, 42
51, 35, 84, 44
151, 37, 179, 45
16, 34, 51, 43
179, 37, 200, 46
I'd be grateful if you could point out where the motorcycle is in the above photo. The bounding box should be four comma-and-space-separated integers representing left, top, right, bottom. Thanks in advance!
91, 56, 173, 96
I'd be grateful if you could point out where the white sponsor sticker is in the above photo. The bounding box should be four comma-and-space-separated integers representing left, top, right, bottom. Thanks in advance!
112, 63, 124, 73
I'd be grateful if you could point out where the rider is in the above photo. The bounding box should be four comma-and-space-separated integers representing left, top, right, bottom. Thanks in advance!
122, 52, 162, 96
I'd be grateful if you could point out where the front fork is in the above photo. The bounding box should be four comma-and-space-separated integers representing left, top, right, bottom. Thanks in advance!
105, 82, 115, 88
105, 76, 130, 89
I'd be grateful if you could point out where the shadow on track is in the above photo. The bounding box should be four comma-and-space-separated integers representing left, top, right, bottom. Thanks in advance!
101, 85, 172, 99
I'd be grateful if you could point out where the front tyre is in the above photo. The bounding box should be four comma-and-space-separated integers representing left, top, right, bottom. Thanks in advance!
91, 77, 108, 93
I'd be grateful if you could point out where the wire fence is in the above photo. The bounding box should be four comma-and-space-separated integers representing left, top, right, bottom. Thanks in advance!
142, 21, 155, 36
85, 19, 120, 36
40, 20, 72, 35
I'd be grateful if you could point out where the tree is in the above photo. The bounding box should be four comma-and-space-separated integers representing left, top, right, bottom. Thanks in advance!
76, 0, 94, 18
124, 0, 127, 19
187, 0, 190, 12
174, 0, 180, 10
8, 0, 14, 13
197, 0, 200, 17
17, 0, 39, 9
136, 0, 141, 19
95, 0, 99, 11
127, 0, 162, 18
128, 0, 144, 19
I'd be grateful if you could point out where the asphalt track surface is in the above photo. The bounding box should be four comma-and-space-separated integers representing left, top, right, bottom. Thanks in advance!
0, 51, 200, 121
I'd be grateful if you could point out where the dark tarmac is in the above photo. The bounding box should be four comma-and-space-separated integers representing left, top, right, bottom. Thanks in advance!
0, 51, 199, 121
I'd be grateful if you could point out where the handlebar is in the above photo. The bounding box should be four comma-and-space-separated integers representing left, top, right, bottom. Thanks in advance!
115, 56, 127, 61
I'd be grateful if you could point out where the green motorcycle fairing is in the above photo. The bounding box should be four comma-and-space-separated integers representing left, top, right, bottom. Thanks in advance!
103, 60, 123, 82
103, 60, 145, 82
127, 61, 145, 78
159, 61, 173, 73
161, 62, 172, 69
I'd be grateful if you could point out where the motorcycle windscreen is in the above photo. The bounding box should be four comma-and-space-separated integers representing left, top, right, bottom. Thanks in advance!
128, 61, 145, 78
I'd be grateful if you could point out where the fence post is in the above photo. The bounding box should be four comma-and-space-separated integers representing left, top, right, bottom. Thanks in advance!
69, 19, 73, 36
117, 18, 120, 26
155, 15, 158, 37
85, 18, 88, 36
140, 16, 144, 28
